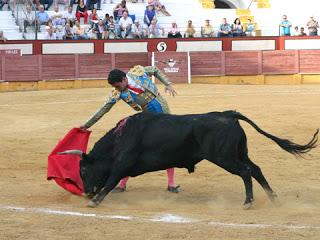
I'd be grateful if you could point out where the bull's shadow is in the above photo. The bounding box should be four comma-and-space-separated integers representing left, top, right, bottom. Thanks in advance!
60, 110, 318, 209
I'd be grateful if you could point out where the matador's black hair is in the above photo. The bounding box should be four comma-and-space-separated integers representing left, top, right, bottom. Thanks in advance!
108, 69, 126, 84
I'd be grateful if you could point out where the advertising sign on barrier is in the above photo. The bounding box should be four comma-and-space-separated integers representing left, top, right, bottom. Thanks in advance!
0, 49, 21, 56
153, 52, 189, 83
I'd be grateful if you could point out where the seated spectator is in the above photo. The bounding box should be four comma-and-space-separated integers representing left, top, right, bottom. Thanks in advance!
107, 15, 117, 39
279, 14, 291, 36
168, 21, 182, 38
232, 18, 244, 37
131, 19, 145, 39
40, 0, 53, 10
87, 0, 101, 10
89, 8, 99, 28
292, 26, 300, 36
51, 5, 65, 26
148, 18, 164, 38
103, 13, 110, 26
245, 19, 255, 36
24, 5, 36, 33
184, 20, 195, 38
63, 5, 76, 24
0, 0, 10, 11
73, 20, 89, 39
153, 0, 170, 16
118, 10, 132, 38
92, 19, 108, 39
306, 16, 319, 36
201, 19, 213, 37
218, 18, 232, 37
0, 30, 7, 41
300, 27, 307, 36
144, 3, 156, 27
63, 22, 75, 39
76, 0, 89, 24
45, 27, 57, 39
113, 0, 127, 22
36, 5, 50, 27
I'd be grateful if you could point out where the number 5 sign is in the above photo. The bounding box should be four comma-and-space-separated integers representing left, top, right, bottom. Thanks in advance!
156, 42, 167, 52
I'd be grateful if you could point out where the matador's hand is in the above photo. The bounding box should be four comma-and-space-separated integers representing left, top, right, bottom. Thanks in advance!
165, 84, 177, 97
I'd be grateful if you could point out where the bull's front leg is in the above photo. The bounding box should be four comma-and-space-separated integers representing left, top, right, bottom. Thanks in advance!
87, 175, 122, 208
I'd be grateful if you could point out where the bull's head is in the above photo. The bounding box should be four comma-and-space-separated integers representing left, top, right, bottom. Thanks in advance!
58, 150, 110, 198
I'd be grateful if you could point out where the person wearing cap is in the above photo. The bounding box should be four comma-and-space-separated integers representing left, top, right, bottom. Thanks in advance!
306, 16, 319, 36
144, 3, 156, 27
201, 19, 214, 37
80, 65, 180, 193
279, 14, 292, 36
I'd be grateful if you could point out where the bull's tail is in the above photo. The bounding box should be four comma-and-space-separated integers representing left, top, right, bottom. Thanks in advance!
233, 112, 318, 156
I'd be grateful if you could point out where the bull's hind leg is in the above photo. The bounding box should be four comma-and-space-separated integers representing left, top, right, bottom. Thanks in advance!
244, 157, 278, 203
209, 158, 254, 209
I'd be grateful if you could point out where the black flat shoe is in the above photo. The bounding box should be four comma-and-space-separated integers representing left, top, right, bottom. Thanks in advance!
167, 185, 180, 193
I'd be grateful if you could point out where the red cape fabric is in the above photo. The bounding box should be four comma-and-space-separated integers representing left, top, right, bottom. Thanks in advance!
47, 128, 91, 195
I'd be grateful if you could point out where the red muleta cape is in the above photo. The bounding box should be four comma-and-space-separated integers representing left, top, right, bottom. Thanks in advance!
47, 128, 91, 195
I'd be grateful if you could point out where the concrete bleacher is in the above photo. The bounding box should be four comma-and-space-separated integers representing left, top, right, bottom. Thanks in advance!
0, 10, 23, 40
2, 0, 320, 40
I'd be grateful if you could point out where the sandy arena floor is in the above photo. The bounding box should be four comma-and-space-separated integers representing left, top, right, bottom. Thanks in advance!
0, 84, 320, 240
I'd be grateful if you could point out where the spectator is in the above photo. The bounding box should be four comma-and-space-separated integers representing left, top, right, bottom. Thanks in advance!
118, 10, 132, 38
63, 22, 74, 39
103, 13, 110, 26
245, 18, 255, 36
40, 0, 53, 10
87, 0, 101, 10
89, 8, 99, 28
201, 19, 213, 37
232, 18, 244, 37
300, 27, 307, 36
45, 27, 57, 39
292, 26, 300, 36
279, 14, 291, 36
92, 19, 108, 39
144, 3, 156, 27
76, 0, 89, 24
63, 5, 76, 24
107, 15, 117, 39
24, 4, 36, 33
113, 0, 127, 21
306, 16, 319, 36
36, 5, 50, 26
168, 21, 182, 38
0, 0, 10, 11
51, 5, 65, 26
131, 19, 145, 39
45, 19, 57, 33
184, 20, 195, 38
218, 18, 232, 37
73, 20, 89, 39
148, 18, 164, 38
0, 30, 7, 41
153, 0, 170, 16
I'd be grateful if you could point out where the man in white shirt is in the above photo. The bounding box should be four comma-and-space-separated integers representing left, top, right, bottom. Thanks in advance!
24, 5, 36, 33
63, 5, 76, 23
118, 10, 133, 38
51, 5, 65, 26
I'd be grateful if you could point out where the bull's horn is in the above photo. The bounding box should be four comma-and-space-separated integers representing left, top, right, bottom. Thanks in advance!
57, 150, 83, 156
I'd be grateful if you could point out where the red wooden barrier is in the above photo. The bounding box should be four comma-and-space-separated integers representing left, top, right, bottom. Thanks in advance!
190, 52, 223, 76
299, 50, 320, 73
225, 51, 260, 75
262, 50, 298, 74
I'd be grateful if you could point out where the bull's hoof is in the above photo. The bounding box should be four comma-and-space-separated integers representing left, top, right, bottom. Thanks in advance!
243, 199, 254, 210
87, 200, 99, 208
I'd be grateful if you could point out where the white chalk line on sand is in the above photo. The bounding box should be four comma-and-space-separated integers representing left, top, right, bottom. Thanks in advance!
1, 89, 320, 108
1, 205, 320, 230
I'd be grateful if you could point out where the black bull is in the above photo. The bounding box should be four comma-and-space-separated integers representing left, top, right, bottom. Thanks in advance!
60, 111, 318, 208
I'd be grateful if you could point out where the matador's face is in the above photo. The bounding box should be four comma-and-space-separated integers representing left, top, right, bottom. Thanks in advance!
111, 77, 128, 91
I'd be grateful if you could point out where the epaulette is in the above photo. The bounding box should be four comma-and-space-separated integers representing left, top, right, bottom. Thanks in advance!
128, 65, 145, 77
